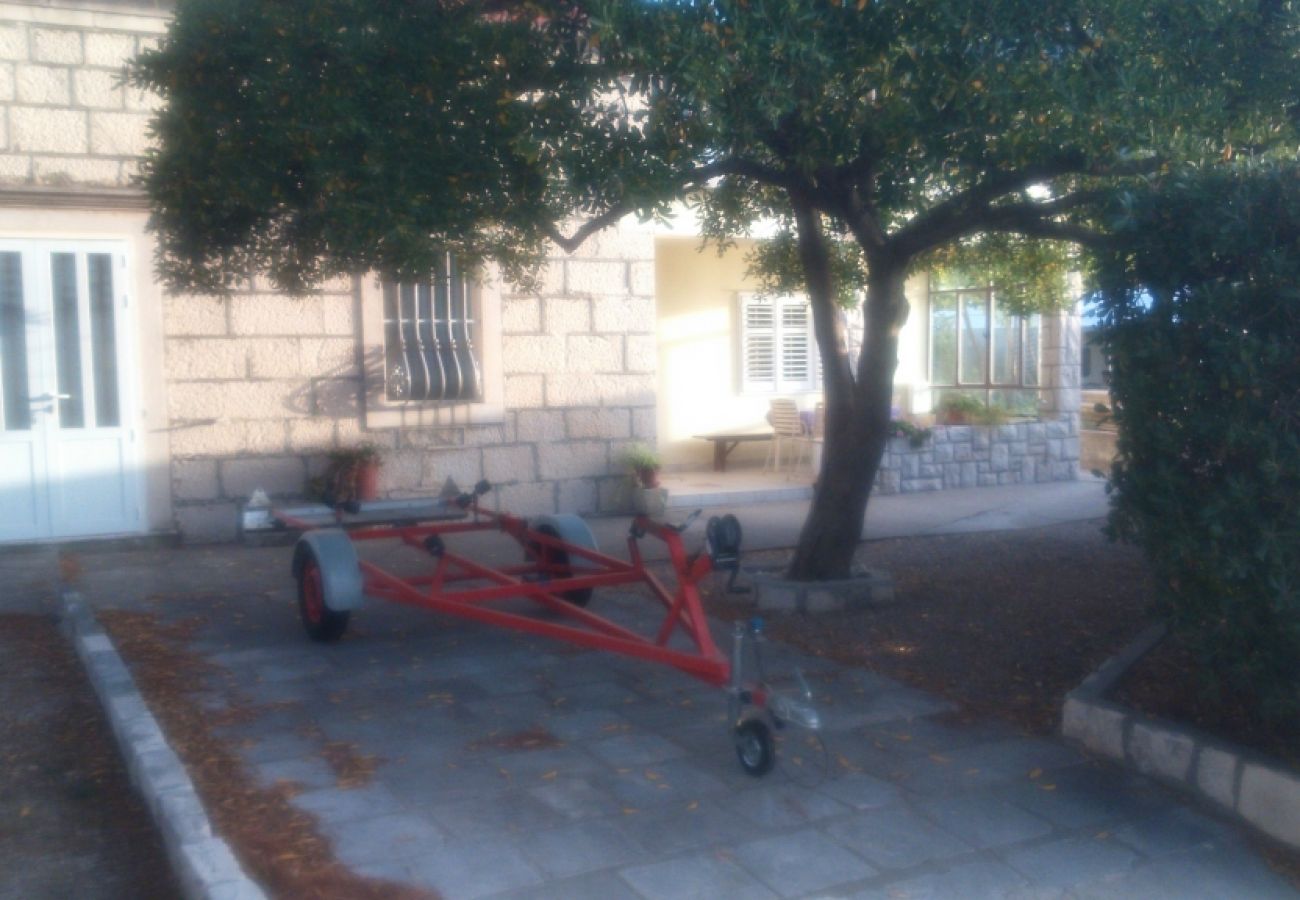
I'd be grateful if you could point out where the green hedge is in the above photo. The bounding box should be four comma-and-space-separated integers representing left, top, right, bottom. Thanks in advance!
1094, 164, 1300, 728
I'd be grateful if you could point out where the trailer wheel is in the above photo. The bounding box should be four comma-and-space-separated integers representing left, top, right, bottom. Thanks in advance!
297, 556, 350, 642
531, 523, 593, 608
734, 718, 775, 777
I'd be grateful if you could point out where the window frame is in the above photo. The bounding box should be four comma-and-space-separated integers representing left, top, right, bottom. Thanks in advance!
927, 284, 1041, 404
738, 292, 818, 395
359, 264, 504, 429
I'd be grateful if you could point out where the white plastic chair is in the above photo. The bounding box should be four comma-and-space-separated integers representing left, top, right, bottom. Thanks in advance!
801, 402, 826, 477
764, 398, 808, 476
785, 402, 825, 479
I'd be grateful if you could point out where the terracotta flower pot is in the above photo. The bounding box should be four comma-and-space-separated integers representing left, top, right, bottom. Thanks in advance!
355, 461, 381, 501
637, 466, 661, 489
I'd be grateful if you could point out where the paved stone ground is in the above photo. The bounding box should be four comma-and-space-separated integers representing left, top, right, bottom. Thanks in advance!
10, 532, 1298, 900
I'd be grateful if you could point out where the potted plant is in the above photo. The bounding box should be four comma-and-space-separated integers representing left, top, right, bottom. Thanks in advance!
308, 442, 383, 506
622, 443, 662, 489
935, 393, 985, 426
971, 402, 1010, 427
889, 419, 933, 448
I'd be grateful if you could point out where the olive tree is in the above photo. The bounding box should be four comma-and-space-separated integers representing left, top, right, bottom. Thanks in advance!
135, 0, 1298, 579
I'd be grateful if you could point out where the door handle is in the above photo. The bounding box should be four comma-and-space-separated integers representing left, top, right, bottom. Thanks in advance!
31, 393, 72, 403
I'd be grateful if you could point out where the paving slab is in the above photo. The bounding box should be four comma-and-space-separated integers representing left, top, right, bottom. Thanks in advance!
403, 833, 544, 899
825, 801, 975, 872
914, 790, 1055, 850
732, 828, 876, 896
517, 819, 643, 879
848, 858, 1040, 900
618, 851, 778, 900
1002, 834, 1142, 891
1073, 846, 1300, 900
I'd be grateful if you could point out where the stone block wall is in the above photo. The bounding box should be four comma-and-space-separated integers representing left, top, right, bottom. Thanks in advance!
0, 3, 164, 188
1041, 308, 1083, 416
163, 226, 657, 542
873, 415, 1080, 495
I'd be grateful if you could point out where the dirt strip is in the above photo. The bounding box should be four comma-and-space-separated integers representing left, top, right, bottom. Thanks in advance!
0, 614, 179, 900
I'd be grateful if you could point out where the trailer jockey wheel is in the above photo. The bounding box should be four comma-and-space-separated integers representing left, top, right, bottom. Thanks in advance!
423, 534, 445, 557
296, 556, 350, 642
531, 523, 593, 608
734, 718, 775, 777
706, 514, 743, 562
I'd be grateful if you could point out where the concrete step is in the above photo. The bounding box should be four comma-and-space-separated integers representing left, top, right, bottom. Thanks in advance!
662, 470, 814, 509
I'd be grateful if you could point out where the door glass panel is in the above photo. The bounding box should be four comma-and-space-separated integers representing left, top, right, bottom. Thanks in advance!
88, 253, 120, 427
929, 291, 957, 385
990, 298, 1020, 385
1023, 314, 1042, 386
959, 291, 989, 384
0, 252, 30, 431
51, 252, 85, 429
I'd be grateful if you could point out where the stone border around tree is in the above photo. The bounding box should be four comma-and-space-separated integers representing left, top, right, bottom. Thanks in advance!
59, 591, 267, 900
748, 567, 896, 613
1060, 622, 1300, 851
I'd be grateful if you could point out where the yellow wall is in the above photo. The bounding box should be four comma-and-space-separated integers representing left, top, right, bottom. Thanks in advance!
655, 236, 932, 468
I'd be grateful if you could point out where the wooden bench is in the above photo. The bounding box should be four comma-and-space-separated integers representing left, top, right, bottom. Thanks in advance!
693, 428, 774, 472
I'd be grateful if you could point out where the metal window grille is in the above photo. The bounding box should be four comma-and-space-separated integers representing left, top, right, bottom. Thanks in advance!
382, 254, 482, 404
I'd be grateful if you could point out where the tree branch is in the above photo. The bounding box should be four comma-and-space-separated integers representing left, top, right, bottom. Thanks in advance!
545, 156, 804, 253
544, 203, 632, 253
703, 157, 804, 193
977, 216, 1108, 248
892, 156, 1159, 257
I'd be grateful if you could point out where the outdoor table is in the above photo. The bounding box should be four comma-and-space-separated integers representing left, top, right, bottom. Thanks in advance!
693, 428, 774, 472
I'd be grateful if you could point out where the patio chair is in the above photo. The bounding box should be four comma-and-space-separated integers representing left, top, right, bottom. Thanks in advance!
764, 398, 809, 475
785, 403, 826, 478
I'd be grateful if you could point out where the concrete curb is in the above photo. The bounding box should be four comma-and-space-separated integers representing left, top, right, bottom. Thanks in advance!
749, 567, 896, 613
1061, 622, 1300, 851
59, 592, 267, 900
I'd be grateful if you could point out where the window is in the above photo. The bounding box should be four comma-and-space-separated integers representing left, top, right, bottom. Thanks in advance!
381, 255, 481, 403
740, 293, 816, 394
929, 285, 1040, 412
360, 257, 503, 428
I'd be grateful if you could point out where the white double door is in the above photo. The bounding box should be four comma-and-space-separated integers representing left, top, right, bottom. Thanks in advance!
0, 240, 141, 541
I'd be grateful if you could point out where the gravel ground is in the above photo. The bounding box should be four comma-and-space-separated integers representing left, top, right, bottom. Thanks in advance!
0, 614, 179, 900
704, 518, 1158, 734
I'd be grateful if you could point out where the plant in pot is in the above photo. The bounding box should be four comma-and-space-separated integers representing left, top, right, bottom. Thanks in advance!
971, 402, 1010, 427
307, 442, 383, 507
889, 419, 933, 448
935, 393, 985, 426
623, 443, 662, 489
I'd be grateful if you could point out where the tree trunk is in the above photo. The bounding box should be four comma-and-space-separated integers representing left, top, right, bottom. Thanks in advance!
787, 260, 908, 580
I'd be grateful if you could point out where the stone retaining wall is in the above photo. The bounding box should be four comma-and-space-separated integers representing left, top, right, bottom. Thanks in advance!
874, 414, 1080, 495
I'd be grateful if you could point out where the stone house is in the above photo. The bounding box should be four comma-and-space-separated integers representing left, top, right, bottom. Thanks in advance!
0, 0, 1080, 545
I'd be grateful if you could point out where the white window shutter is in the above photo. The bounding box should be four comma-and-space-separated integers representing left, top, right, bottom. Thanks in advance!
740, 293, 818, 394
741, 294, 776, 392
780, 298, 812, 389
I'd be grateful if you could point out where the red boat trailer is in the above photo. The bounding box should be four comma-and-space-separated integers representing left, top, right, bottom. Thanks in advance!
243, 480, 820, 775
